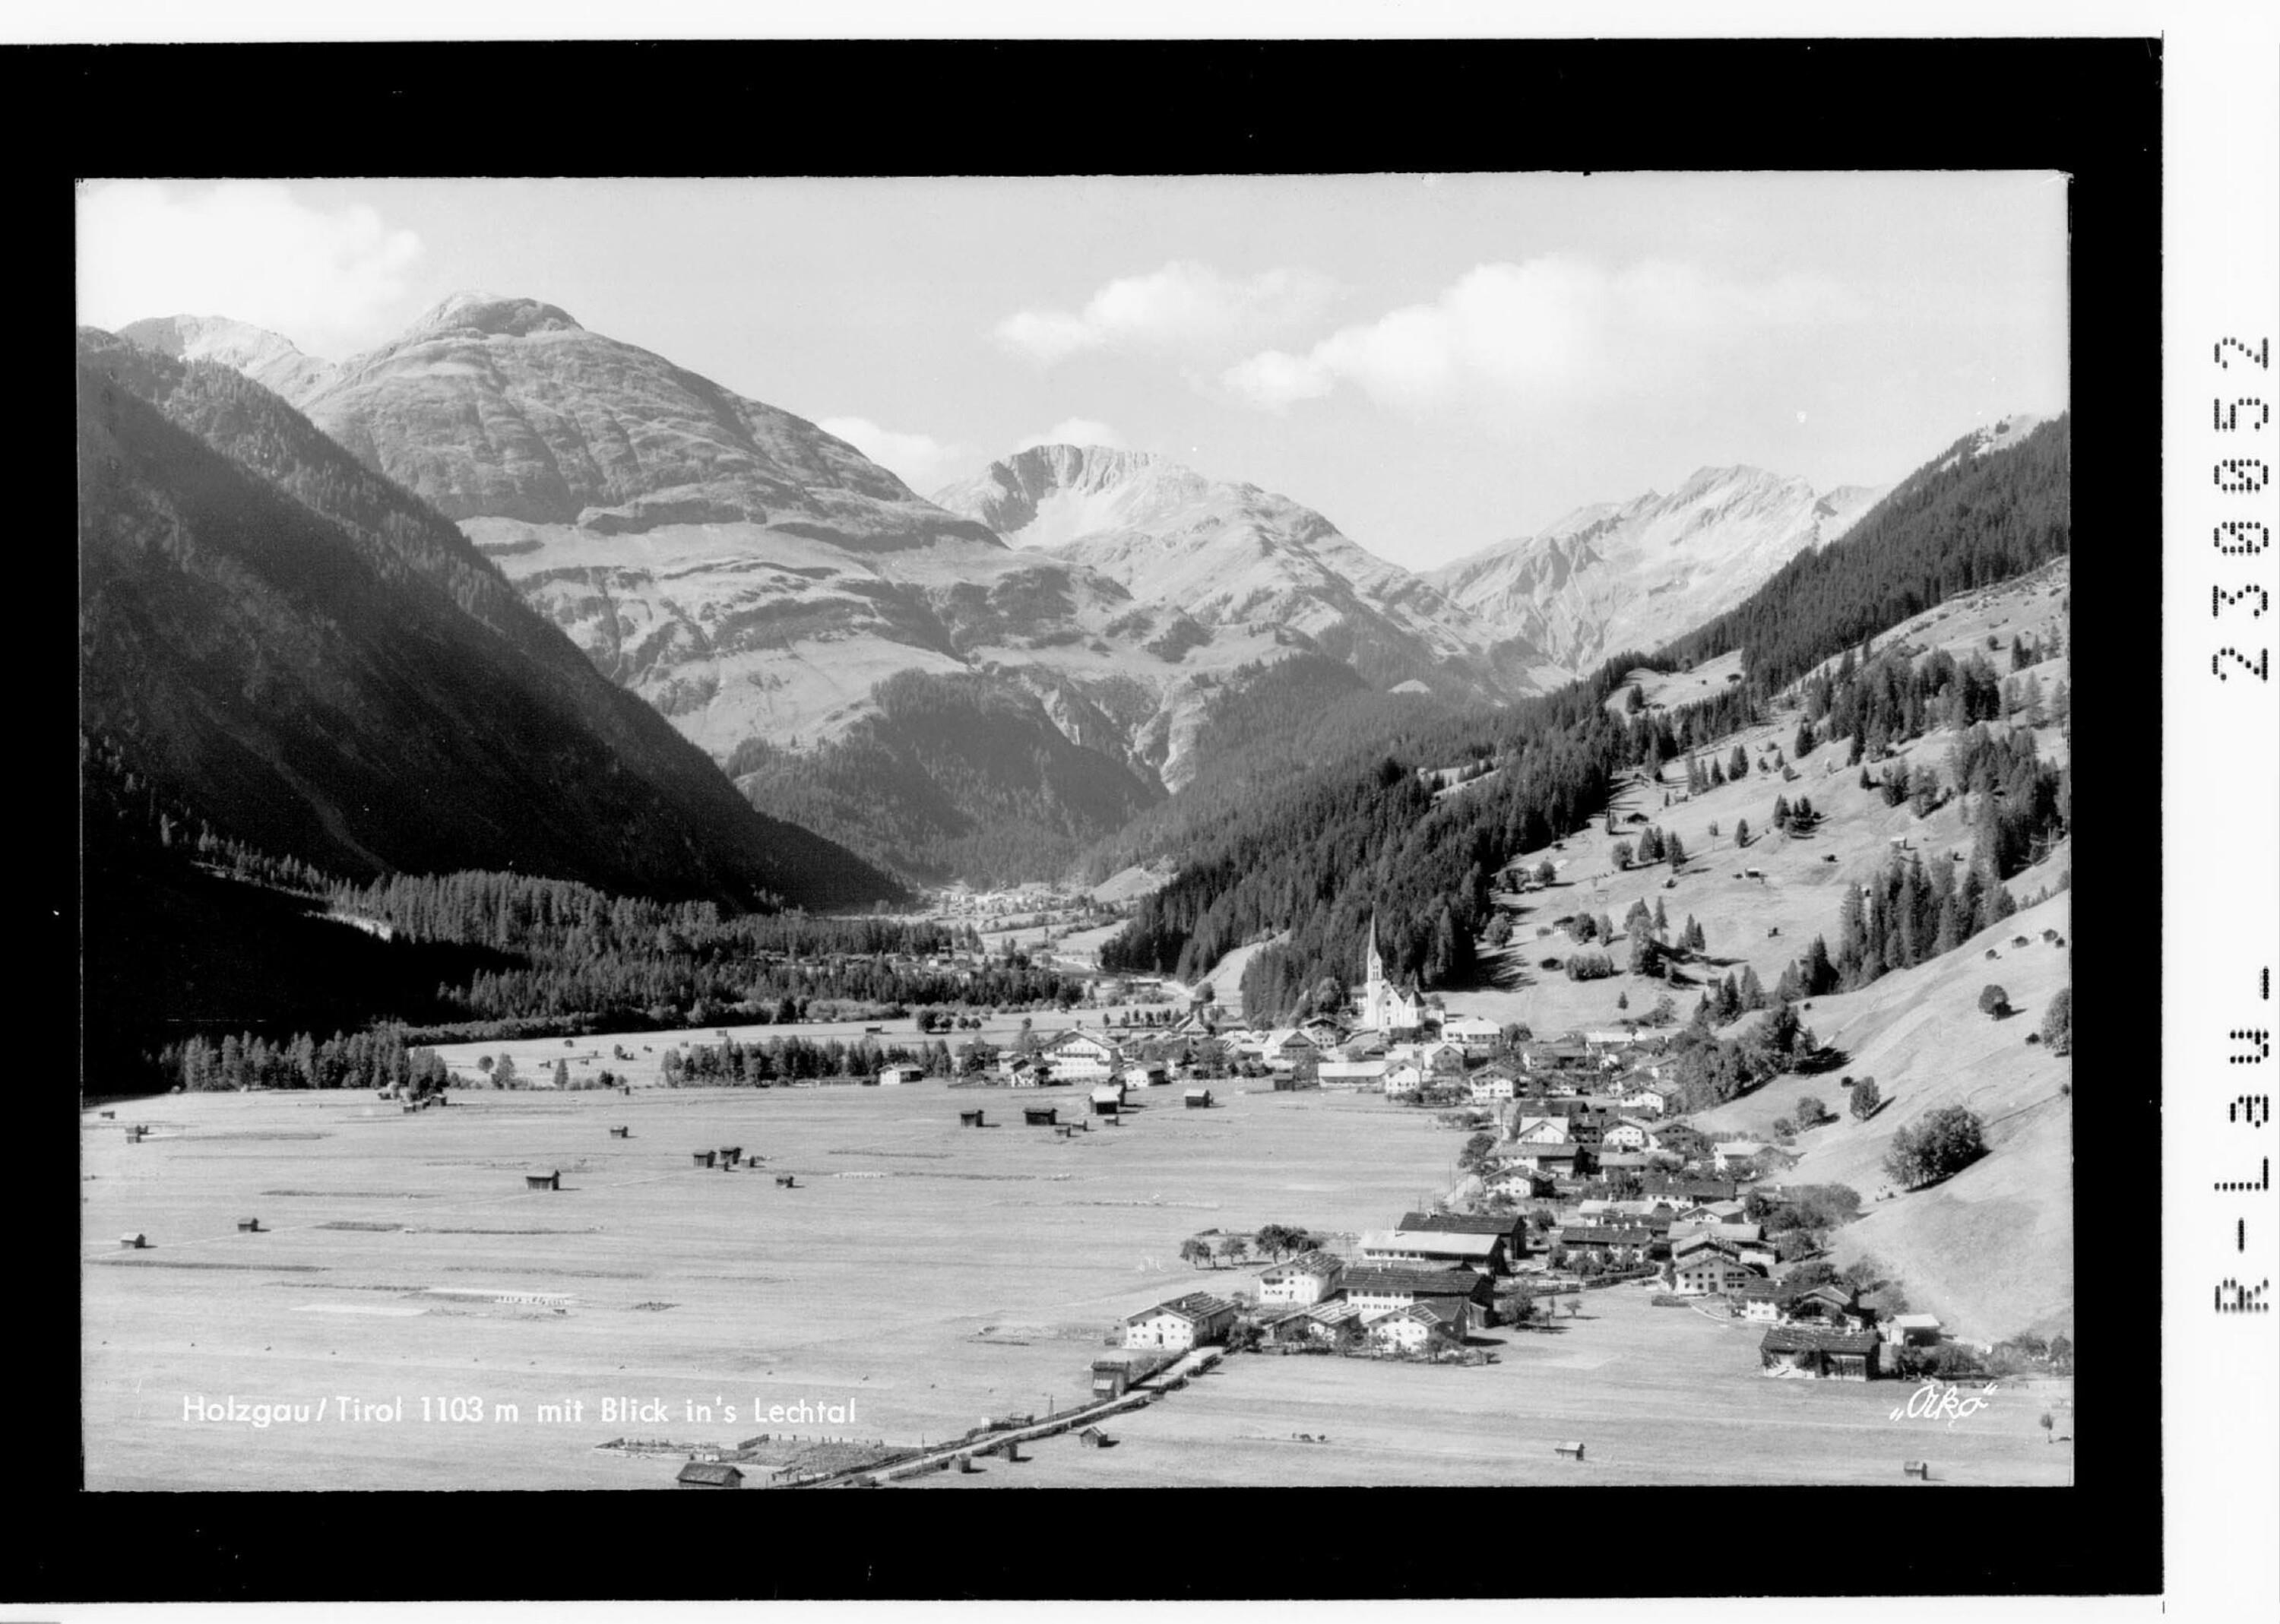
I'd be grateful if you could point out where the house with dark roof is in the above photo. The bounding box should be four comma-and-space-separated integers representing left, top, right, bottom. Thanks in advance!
1123, 1292, 1238, 1350
1398, 1210, 1525, 1252
676, 1461, 745, 1489
1493, 1141, 1589, 1176
1338, 1265, 1495, 1335
1759, 1326, 1884, 1380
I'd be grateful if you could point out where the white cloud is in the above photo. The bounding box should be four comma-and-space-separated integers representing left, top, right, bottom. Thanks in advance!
995, 260, 1338, 366
76, 181, 423, 356
1222, 256, 1867, 413
1015, 417, 1128, 452
817, 416, 969, 491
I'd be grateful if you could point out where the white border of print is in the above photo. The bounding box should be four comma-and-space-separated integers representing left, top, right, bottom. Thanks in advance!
39, 5, 2280, 1624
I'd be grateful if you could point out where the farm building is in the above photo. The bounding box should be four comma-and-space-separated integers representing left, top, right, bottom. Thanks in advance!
1258, 1249, 1345, 1306
676, 1462, 745, 1489
1022, 1106, 1059, 1127
1183, 1087, 1213, 1108
1556, 1227, 1658, 1268
1316, 1059, 1387, 1091
1783, 1284, 1877, 1332
1759, 1327, 1885, 1380
876, 1065, 923, 1087
1090, 1353, 1170, 1398
1358, 1228, 1509, 1276
1468, 1072, 1516, 1103
1601, 1117, 1664, 1151
1884, 1312, 1945, 1347
1089, 1085, 1124, 1117
1123, 1293, 1238, 1350
1397, 1210, 1526, 1253
1290, 1300, 1367, 1345
1338, 1265, 1496, 1337
1366, 1303, 1463, 1354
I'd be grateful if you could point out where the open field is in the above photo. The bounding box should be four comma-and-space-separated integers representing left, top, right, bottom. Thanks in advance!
905, 1286, 2074, 1489
419, 1005, 1174, 1094
84, 1084, 2069, 1489
83, 1083, 1461, 1489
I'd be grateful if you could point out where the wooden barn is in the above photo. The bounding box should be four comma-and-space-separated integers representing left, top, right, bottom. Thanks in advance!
1759, 1326, 1884, 1380
1089, 1086, 1123, 1117
1023, 1106, 1059, 1127
675, 1462, 745, 1489
1183, 1087, 1213, 1109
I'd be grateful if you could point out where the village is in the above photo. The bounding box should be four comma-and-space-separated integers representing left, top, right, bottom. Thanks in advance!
1017, 916, 1984, 1391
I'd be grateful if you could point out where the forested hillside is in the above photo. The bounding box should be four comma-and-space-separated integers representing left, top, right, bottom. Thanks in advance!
78, 329, 900, 913
1665, 415, 2069, 690
1098, 655, 1655, 1012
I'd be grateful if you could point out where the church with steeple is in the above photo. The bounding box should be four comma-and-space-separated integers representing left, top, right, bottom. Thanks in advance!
1360, 910, 1424, 1035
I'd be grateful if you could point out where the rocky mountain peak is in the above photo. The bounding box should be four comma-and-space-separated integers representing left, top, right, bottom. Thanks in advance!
115, 314, 338, 404
404, 290, 585, 340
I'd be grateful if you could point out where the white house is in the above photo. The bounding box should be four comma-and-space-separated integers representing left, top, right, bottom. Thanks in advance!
1123, 1293, 1239, 1350
1603, 1116, 1664, 1151
1615, 1087, 1667, 1117
876, 1064, 922, 1087
1509, 1116, 1571, 1145
1257, 1250, 1344, 1306
1366, 1303, 1461, 1354
1468, 1072, 1516, 1104
1441, 1014, 1503, 1055
1382, 1062, 1429, 1097
1712, 1140, 1769, 1173
1045, 1029, 1123, 1084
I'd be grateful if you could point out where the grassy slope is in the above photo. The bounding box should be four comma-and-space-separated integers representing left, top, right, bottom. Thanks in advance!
1690, 891, 2073, 1342
1443, 562, 2073, 1342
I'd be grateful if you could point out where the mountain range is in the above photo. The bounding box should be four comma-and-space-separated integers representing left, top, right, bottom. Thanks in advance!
78, 326, 895, 912
104, 290, 1993, 885
1426, 467, 1888, 674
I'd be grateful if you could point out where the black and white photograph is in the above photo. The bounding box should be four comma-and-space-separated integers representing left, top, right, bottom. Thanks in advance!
45, 18, 2218, 1614
77, 165, 2079, 1493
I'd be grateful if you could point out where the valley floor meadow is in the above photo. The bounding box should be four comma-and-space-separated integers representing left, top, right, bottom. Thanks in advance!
81, 1081, 2069, 1489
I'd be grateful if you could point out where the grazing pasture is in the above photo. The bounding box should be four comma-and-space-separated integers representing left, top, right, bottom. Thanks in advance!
83, 1084, 1453, 1489
84, 1083, 2068, 1488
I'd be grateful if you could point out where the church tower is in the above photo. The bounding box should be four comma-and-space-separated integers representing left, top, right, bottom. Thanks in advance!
1363, 909, 1386, 1030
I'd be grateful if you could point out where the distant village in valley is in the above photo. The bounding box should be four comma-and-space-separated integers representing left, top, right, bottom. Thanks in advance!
921, 910, 2036, 1393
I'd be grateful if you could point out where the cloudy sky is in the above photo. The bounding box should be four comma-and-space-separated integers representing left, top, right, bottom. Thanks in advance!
77, 175, 2066, 570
